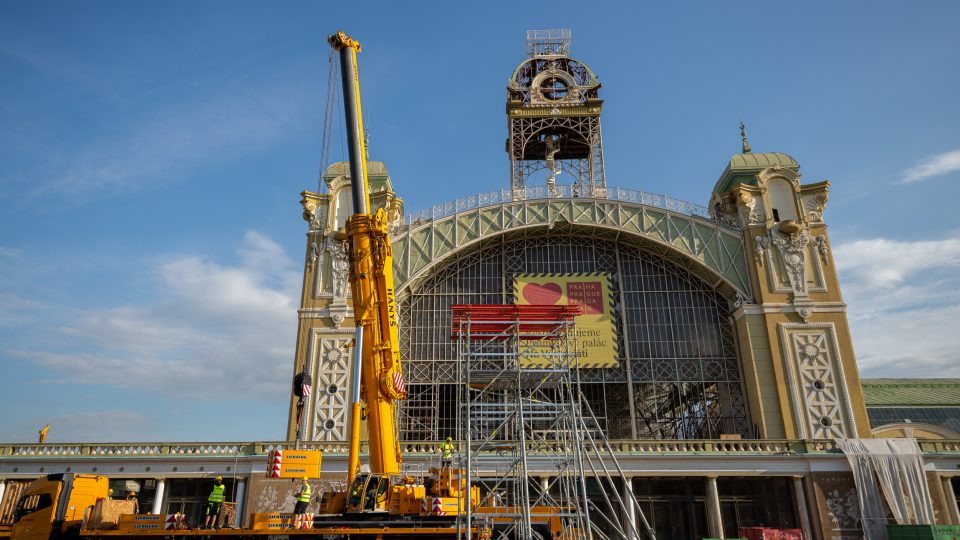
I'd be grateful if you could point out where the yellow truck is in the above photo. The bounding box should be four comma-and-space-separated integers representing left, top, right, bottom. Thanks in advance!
5, 473, 565, 539
5, 473, 493, 540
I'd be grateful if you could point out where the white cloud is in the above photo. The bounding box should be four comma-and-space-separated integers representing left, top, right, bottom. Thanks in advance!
834, 235, 960, 377
0, 246, 23, 258
900, 148, 960, 184
833, 237, 960, 289
11, 231, 300, 400
1, 50, 317, 200
38, 83, 309, 198
0, 292, 43, 325
848, 304, 960, 378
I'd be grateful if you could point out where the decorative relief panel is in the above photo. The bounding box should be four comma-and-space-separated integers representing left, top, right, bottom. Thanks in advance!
757, 229, 828, 296
310, 237, 352, 328
738, 191, 766, 226
329, 240, 350, 302
801, 186, 829, 223
777, 323, 857, 439
307, 331, 354, 442
772, 229, 811, 297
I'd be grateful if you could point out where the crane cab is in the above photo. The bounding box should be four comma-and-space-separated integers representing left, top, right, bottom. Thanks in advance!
346, 473, 389, 513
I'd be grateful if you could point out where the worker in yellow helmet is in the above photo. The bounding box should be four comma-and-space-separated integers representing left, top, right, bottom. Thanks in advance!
439, 437, 455, 468
202, 476, 225, 529
293, 477, 312, 524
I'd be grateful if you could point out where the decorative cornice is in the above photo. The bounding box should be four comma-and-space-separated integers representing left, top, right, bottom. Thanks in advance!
507, 105, 602, 117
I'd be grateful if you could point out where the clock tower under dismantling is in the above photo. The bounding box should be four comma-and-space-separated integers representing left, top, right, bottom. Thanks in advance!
507, 29, 606, 198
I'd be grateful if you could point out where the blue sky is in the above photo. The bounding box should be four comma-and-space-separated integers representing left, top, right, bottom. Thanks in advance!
1, 1, 958, 443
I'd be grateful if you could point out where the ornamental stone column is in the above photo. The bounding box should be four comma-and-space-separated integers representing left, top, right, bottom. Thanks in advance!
233, 479, 247, 527
151, 478, 166, 515
793, 476, 813, 539
705, 476, 724, 539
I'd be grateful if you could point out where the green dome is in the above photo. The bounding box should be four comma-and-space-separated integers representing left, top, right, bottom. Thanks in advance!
712, 152, 799, 195
322, 161, 393, 193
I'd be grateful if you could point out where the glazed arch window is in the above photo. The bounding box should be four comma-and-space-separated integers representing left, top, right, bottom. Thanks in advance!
766, 178, 798, 222
334, 188, 352, 230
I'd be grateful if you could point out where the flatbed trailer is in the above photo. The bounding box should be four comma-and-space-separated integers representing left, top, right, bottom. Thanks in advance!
71, 526, 476, 539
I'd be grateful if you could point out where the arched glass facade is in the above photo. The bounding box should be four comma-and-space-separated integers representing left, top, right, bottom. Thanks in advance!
397, 234, 750, 440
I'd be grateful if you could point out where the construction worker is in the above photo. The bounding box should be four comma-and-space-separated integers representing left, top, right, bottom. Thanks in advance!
202, 476, 225, 529
439, 437, 455, 468
126, 491, 140, 514
293, 477, 312, 524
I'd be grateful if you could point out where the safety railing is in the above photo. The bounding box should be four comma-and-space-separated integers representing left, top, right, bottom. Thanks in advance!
8, 439, 958, 458
398, 185, 737, 232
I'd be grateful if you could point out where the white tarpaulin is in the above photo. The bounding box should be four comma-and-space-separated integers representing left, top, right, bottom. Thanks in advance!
837, 438, 936, 540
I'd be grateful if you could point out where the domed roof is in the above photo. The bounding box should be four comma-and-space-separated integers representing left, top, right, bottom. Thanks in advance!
323, 160, 389, 178
322, 161, 393, 193
729, 152, 798, 170
712, 152, 800, 195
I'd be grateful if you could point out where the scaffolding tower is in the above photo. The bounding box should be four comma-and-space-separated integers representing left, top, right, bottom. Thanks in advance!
453, 304, 592, 540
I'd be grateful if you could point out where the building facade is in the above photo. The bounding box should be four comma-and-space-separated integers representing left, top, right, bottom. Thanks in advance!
289, 30, 872, 449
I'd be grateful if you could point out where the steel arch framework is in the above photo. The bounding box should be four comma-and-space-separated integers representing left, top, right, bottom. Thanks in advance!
391, 197, 749, 300
390, 198, 752, 441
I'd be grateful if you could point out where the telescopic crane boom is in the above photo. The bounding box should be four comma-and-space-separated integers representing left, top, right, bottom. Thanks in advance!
327, 31, 406, 483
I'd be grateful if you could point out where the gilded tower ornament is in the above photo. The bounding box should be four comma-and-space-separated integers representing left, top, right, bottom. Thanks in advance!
739, 120, 752, 154
506, 30, 606, 199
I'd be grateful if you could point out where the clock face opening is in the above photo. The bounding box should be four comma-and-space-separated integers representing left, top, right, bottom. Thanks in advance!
540, 76, 569, 100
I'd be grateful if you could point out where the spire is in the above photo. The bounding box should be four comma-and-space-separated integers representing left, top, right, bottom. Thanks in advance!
739, 119, 752, 154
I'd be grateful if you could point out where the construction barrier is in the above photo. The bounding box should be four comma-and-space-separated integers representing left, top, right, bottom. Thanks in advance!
738, 528, 804, 540
266, 449, 322, 478
117, 514, 186, 531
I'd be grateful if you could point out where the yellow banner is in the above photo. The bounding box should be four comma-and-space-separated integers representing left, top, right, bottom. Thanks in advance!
514, 273, 617, 368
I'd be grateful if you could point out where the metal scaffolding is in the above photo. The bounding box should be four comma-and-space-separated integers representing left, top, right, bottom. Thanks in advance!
453, 304, 592, 540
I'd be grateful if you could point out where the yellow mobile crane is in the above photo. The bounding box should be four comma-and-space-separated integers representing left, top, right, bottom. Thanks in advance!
329, 29, 405, 485
320, 30, 479, 520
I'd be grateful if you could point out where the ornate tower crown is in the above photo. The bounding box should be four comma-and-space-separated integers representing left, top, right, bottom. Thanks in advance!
507, 29, 606, 199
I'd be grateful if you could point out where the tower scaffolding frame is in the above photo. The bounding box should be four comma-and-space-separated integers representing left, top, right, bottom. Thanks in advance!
453, 304, 592, 540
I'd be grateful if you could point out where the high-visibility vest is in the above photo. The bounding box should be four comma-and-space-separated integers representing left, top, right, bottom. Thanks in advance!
440, 442, 454, 459
297, 483, 312, 503
208, 484, 225, 503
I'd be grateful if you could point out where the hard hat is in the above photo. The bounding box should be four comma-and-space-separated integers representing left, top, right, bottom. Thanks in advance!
216, 476, 223, 482
446, 436, 452, 441
302, 476, 309, 481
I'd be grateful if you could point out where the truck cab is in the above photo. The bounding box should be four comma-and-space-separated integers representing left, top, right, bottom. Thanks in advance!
10, 474, 108, 540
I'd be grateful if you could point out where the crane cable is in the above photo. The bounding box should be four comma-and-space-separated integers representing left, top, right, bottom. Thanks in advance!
317, 47, 342, 195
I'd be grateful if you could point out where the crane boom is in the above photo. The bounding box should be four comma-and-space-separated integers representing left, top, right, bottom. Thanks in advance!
328, 31, 406, 481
